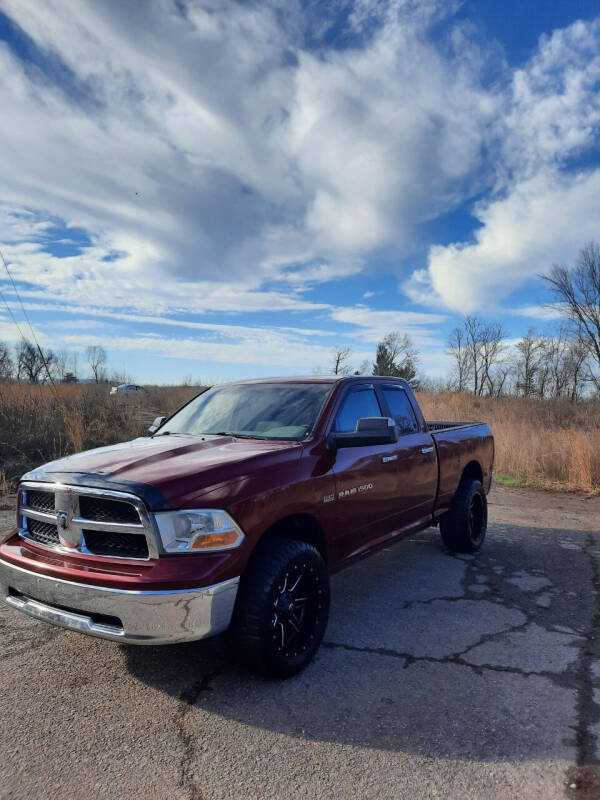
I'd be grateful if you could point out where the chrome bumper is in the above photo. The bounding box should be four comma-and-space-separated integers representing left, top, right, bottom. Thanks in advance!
0, 559, 239, 645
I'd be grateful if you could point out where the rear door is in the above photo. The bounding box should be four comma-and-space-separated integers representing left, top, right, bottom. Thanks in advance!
379, 384, 438, 526
330, 384, 401, 556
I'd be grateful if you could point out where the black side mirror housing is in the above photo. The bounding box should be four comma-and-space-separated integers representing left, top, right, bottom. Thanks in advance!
328, 417, 398, 449
148, 416, 166, 435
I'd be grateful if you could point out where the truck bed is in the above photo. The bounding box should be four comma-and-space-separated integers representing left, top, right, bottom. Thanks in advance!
427, 421, 494, 513
426, 420, 481, 433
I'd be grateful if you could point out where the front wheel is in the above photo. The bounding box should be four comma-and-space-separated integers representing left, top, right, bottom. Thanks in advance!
231, 539, 330, 678
439, 477, 487, 553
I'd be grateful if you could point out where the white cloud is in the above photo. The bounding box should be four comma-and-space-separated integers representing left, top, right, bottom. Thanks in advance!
14, 300, 335, 340
57, 330, 374, 372
506, 303, 564, 321
0, 0, 497, 307
330, 305, 446, 353
0, 314, 26, 343
409, 18, 600, 312
287, 15, 495, 255
426, 168, 600, 310
502, 19, 600, 178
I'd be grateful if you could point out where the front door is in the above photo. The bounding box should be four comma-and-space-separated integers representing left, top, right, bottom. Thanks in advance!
330, 384, 400, 559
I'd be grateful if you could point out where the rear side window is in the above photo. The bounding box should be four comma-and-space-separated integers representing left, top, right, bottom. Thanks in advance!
382, 387, 419, 434
334, 388, 382, 432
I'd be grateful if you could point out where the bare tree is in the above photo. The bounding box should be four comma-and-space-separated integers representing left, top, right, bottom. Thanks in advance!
537, 330, 588, 400
373, 332, 419, 385
542, 241, 600, 390
479, 321, 506, 397
86, 345, 107, 383
489, 363, 513, 397
0, 341, 13, 381
331, 345, 352, 375
549, 336, 572, 398
515, 328, 544, 396
451, 316, 506, 396
447, 327, 471, 392
463, 316, 485, 396
54, 349, 79, 383
15, 340, 55, 384
564, 338, 588, 402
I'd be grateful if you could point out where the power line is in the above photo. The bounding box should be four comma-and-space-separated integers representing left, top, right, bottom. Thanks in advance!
0, 243, 84, 449
1, 245, 44, 347
0, 245, 57, 386
0, 283, 29, 343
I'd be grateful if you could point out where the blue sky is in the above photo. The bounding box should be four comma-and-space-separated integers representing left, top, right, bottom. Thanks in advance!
0, 0, 599, 383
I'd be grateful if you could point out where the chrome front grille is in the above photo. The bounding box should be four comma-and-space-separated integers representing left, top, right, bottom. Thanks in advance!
78, 496, 141, 525
82, 529, 150, 559
26, 518, 60, 547
17, 482, 157, 560
26, 489, 55, 514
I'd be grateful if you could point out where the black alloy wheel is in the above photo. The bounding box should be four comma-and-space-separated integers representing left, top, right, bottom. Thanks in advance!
440, 476, 488, 553
271, 561, 322, 657
232, 539, 330, 678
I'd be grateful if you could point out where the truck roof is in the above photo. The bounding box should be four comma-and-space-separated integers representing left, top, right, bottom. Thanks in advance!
221, 375, 411, 386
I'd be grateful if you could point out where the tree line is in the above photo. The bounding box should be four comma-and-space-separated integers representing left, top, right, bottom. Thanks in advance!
0, 342, 113, 384
446, 319, 590, 400
445, 242, 600, 399
323, 242, 600, 400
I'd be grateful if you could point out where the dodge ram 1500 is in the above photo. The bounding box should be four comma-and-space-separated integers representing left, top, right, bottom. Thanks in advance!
0, 376, 494, 677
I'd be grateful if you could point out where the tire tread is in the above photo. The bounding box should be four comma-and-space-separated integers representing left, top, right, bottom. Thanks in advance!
439, 477, 487, 554
232, 538, 329, 678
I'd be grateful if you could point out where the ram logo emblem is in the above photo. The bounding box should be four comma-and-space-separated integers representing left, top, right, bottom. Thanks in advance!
56, 511, 69, 530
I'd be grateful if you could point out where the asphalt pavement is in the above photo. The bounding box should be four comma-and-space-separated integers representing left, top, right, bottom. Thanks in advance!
1, 486, 599, 800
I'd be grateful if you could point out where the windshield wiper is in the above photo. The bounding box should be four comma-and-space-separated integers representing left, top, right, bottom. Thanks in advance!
153, 431, 193, 438
209, 431, 269, 439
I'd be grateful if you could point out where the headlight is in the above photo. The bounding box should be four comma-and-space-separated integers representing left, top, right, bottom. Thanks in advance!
153, 509, 245, 553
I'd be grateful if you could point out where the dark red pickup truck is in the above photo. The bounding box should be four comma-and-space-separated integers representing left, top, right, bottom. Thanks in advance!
0, 376, 493, 677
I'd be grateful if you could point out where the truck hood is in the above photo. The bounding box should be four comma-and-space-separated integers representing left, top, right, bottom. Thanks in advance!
23, 434, 303, 509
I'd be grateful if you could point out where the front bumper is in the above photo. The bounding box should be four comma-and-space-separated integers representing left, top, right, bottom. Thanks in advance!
0, 558, 239, 645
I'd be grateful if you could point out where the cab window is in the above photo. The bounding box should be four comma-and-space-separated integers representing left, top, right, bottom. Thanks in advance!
334, 388, 382, 432
382, 387, 419, 434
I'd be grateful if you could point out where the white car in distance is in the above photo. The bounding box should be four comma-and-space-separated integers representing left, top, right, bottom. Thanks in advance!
109, 384, 145, 395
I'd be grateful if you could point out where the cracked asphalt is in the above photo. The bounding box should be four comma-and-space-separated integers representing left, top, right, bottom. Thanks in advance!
1, 485, 600, 800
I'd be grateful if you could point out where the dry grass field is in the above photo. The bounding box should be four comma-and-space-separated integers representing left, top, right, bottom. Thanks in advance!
0, 382, 598, 496
0, 382, 200, 499
417, 391, 600, 493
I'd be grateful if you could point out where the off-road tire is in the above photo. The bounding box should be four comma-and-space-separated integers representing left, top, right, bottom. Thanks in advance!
231, 539, 330, 678
439, 477, 487, 553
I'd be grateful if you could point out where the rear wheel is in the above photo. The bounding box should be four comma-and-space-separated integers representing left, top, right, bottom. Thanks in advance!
440, 477, 487, 553
231, 539, 330, 678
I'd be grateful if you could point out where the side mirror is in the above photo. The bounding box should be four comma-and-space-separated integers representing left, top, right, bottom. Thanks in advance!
148, 416, 166, 434
328, 417, 398, 449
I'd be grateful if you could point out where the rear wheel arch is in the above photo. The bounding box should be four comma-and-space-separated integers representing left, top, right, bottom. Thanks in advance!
462, 460, 483, 486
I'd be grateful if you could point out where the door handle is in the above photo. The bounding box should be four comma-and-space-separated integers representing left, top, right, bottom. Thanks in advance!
381, 454, 398, 463
421, 446, 434, 454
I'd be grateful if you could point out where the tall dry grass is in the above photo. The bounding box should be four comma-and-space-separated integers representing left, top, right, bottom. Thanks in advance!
416, 392, 600, 493
0, 383, 598, 493
0, 382, 201, 488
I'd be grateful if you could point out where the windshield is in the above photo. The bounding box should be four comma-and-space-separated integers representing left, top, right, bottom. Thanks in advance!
157, 382, 334, 441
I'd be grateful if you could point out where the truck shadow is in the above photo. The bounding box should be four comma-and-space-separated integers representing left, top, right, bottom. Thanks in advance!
123, 522, 597, 762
